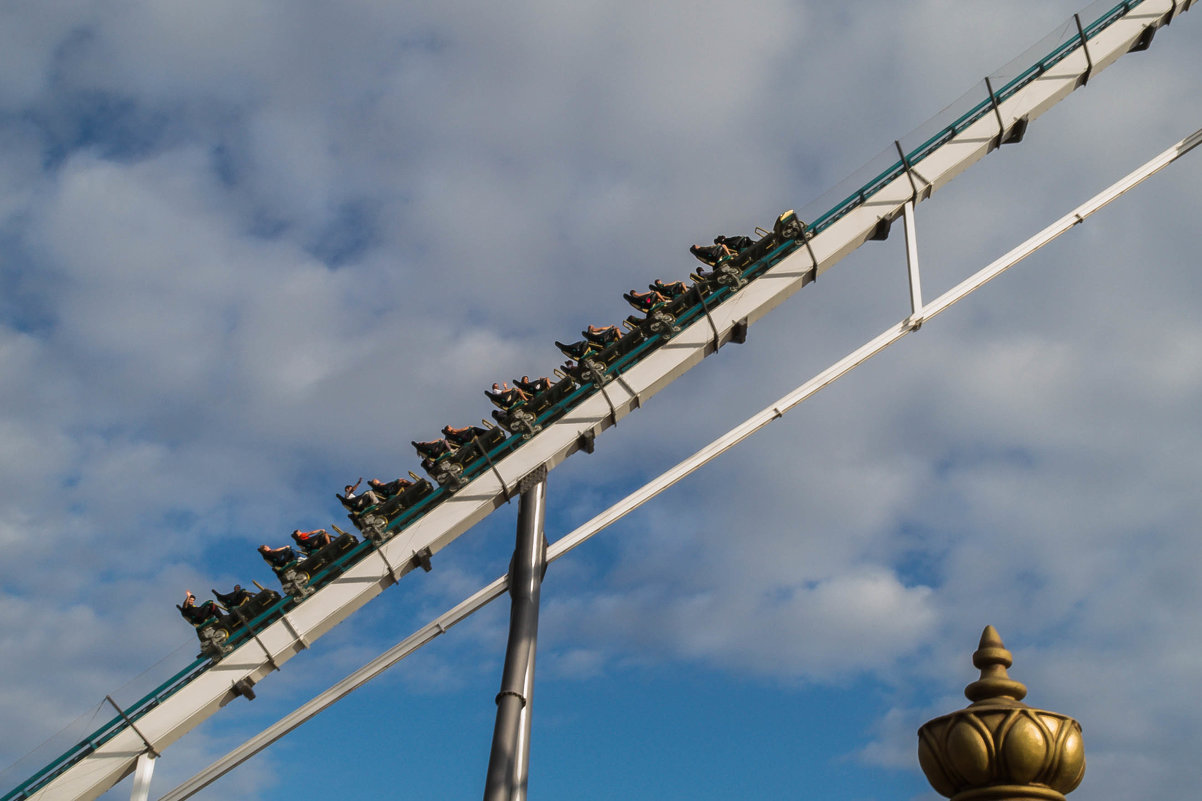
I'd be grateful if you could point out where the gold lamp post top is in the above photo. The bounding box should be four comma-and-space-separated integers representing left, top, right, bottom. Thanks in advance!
917, 626, 1085, 801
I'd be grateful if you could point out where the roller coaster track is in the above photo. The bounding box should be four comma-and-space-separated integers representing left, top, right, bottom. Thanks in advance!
5, 2, 1195, 799
152, 119, 1202, 801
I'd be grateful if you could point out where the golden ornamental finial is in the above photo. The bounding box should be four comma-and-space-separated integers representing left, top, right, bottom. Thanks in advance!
964, 624, 1027, 704
917, 627, 1085, 801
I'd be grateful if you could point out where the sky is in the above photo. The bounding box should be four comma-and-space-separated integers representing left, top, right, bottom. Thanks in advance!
0, 1, 1199, 800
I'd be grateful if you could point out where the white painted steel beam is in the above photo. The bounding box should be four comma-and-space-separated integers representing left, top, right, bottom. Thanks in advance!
903, 201, 924, 329
26, 4, 1191, 800
128, 755, 154, 801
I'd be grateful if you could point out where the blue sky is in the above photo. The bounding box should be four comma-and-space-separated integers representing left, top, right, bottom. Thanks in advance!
1, 2, 1200, 800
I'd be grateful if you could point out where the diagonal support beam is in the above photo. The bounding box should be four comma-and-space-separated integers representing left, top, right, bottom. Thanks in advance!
129, 753, 155, 801
903, 200, 924, 330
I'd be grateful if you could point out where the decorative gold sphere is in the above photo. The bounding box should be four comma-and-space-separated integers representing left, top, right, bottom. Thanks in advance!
917, 626, 1085, 801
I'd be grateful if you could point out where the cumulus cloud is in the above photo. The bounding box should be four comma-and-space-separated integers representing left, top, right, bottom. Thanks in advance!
0, 1, 1199, 800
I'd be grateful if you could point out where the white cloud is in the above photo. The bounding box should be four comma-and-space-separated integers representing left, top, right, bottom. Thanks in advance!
0, 2, 1199, 800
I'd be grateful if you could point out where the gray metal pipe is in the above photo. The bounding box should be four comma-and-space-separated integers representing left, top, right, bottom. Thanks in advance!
483, 472, 548, 801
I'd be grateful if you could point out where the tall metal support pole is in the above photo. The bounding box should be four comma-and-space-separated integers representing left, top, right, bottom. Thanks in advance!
483, 469, 548, 801
512, 659, 537, 801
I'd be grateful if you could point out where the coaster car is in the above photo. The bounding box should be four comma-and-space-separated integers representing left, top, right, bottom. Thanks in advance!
561, 327, 647, 387
377, 477, 435, 518
626, 283, 713, 339
692, 258, 748, 291
690, 210, 806, 290
188, 587, 282, 660
355, 477, 436, 541
492, 376, 576, 438
421, 426, 507, 491
775, 209, 804, 240
272, 531, 359, 599
725, 210, 806, 274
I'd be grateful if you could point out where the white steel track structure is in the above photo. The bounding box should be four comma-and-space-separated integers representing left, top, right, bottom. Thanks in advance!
160, 123, 1202, 801
11, 2, 1195, 800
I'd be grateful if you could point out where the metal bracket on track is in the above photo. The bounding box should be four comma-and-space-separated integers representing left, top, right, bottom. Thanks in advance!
1073, 15, 1096, 82
894, 140, 933, 203
280, 612, 309, 650
231, 678, 257, 700
472, 435, 513, 501
411, 546, 434, 573
232, 606, 280, 672
694, 286, 723, 353
614, 374, 641, 409
984, 77, 1010, 149
516, 464, 548, 496
730, 319, 748, 344
798, 221, 820, 282
596, 379, 618, 424
1129, 23, 1158, 51
982, 78, 1029, 146
337, 523, 403, 582
105, 695, 160, 759
375, 543, 402, 581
